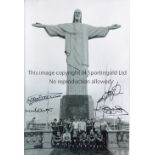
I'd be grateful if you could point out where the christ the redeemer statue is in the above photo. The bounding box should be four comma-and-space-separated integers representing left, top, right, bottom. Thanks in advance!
33, 9, 121, 119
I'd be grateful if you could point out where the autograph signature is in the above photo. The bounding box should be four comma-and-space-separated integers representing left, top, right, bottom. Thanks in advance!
27, 93, 62, 105
25, 107, 54, 113
97, 80, 123, 103
94, 105, 128, 115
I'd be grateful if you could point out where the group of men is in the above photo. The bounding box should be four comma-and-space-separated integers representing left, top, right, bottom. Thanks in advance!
50, 118, 108, 150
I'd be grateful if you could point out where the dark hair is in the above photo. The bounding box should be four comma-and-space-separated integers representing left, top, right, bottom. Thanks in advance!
73, 9, 82, 23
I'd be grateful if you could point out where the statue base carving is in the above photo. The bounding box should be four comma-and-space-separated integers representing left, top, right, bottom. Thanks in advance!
60, 95, 94, 119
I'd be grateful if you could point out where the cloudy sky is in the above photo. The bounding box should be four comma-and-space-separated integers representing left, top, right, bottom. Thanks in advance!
25, 0, 129, 123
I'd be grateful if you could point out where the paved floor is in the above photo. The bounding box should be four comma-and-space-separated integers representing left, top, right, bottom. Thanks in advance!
25, 149, 52, 155
110, 148, 129, 155
25, 148, 128, 155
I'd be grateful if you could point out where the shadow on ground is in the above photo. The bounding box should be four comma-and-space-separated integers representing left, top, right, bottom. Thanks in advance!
50, 148, 113, 155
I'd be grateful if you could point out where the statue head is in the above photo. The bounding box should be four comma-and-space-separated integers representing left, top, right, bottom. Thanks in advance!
73, 9, 82, 23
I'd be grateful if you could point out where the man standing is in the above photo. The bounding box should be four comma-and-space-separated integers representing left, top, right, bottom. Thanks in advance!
79, 119, 86, 133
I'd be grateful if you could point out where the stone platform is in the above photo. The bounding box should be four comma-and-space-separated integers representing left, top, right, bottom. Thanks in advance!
60, 95, 94, 119
24, 130, 129, 155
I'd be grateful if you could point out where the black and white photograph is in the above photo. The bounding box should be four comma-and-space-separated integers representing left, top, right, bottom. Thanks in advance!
24, 0, 129, 155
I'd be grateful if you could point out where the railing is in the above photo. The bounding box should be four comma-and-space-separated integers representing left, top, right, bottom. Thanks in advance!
108, 130, 129, 148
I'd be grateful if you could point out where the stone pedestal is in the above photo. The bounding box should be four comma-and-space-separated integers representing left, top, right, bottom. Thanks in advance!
60, 95, 94, 119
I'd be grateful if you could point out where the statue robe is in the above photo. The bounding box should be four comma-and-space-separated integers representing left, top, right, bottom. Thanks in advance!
44, 23, 109, 71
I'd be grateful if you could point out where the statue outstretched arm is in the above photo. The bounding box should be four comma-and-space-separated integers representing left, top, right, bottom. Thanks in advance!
88, 24, 121, 39
32, 23, 65, 38
32, 23, 45, 28
108, 24, 121, 30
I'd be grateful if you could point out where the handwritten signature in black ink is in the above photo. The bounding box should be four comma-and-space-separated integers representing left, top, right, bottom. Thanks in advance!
94, 105, 128, 115
25, 107, 54, 113
97, 80, 123, 103
27, 93, 62, 105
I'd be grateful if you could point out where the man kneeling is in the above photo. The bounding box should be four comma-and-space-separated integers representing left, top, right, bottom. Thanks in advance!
52, 131, 62, 148
62, 130, 71, 148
